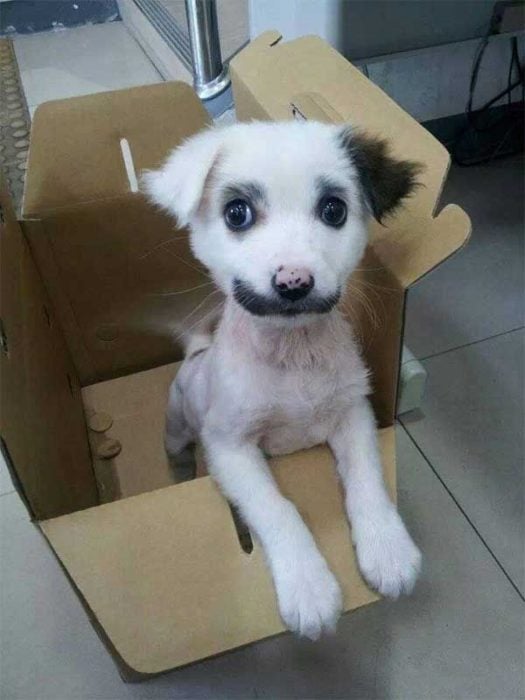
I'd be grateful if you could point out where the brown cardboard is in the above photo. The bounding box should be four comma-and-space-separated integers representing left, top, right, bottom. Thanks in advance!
23, 83, 212, 384
81, 361, 181, 500
42, 428, 394, 675
0, 179, 99, 519
0, 32, 471, 677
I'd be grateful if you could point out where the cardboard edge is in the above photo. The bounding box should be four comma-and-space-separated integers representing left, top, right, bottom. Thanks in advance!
39, 509, 380, 679
35, 522, 146, 681
0, 437, 35, 520
404, 203, 473, 289
38, 429, 395, 674
23, 81, 211, 219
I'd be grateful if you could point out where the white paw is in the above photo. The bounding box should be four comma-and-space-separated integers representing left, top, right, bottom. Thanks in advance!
354, 508, 422, 598
272, 552, 343, 640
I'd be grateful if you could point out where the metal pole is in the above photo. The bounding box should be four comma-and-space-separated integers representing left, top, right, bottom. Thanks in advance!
184, 0, 230, 100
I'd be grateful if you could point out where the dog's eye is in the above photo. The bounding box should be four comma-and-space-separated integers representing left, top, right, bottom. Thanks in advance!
318, 196, 347, 228
224, 199, 255, 231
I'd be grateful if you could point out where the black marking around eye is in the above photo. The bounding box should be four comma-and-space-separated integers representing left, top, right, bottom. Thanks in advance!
315, 176, 347, 202
222, 181, 267, 207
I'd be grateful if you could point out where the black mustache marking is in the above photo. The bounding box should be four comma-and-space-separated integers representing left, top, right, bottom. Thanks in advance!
233, 279, 340, 317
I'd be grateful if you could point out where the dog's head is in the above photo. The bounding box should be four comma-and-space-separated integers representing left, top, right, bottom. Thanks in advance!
144, 121, 421, 321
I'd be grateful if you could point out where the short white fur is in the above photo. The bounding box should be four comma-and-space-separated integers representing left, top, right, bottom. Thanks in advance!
145, 121, 422, 640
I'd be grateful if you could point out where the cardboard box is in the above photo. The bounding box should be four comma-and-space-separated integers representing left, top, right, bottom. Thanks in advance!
0, 33, 470, 679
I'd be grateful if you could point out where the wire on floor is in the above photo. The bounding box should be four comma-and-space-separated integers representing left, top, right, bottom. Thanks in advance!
451, 32, 524, 167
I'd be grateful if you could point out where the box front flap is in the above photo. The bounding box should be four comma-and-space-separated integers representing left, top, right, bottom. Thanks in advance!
0, 178, 98, 519
231, 33, 471, 288
41, 428, 395, 674
23, 82, 210, 216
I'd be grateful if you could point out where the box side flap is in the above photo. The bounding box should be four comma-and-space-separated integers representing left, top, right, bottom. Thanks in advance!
343, 247, 406, 427
41, 428, 396, 674
23, 82, 210, 217
0, 178, 99, 519
230, 34, 471, 287
371, 203, 471, 288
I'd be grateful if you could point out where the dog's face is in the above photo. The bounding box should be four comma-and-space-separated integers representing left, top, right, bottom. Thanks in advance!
145, 121, 420, 321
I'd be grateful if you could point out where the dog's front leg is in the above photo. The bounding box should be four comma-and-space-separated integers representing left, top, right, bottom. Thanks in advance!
202, 428, 343, 639
329, 397, 422, 597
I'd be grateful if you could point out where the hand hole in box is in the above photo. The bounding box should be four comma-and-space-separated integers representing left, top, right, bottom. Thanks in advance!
230, 505, 254, 554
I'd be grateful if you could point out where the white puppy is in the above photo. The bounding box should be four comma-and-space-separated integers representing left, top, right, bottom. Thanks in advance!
145, 121, 422, 640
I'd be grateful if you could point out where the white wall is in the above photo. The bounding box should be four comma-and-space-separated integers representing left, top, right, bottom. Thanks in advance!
248, 0, 524, 122
249, 0, 342, 48
365, 34, 525, 123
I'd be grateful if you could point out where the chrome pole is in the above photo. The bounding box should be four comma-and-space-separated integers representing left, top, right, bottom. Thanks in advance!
184, 0, 230, 100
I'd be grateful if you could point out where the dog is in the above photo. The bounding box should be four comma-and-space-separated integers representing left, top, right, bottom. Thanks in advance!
144, 120, 423, 640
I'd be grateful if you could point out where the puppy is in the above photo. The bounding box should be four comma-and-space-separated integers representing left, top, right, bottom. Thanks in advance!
145, 121, 422, 640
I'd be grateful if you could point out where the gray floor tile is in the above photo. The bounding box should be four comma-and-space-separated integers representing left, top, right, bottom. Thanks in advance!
402, 328, 524, 597
14, 23, 161, 107
0, 492, 127, 700
0, 451, 15, 495
405, 155, 524, 359
1, 427, 523, 699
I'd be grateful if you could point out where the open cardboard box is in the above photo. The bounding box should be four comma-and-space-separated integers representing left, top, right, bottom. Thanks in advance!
0, 32, 470, 679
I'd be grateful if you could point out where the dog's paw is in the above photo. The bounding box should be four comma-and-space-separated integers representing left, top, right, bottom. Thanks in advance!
273, 553, 343, 640
354, 509, 422, 598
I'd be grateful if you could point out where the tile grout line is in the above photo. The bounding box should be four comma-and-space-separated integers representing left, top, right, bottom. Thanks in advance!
415, 325, 525, 363
398, 422, 525, 603
0, 489, 16, 499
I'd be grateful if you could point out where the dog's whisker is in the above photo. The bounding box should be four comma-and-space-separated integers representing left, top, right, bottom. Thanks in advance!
175, 297, 223, 341
342, 281, 382, 334
357, 277, 399, 294
163, 248, 212, 278
149, 281, 214, 298
139, 235, 190, 260
172, 288, 222, 331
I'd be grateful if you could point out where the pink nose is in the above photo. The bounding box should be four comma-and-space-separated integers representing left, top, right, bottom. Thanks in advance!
272, 266, 314, 301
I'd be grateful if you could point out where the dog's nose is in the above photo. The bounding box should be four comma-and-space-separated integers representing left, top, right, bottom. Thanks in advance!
272, 266, 314, 301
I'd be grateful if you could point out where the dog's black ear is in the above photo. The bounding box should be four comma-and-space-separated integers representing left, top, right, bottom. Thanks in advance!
340, 128, 423, 223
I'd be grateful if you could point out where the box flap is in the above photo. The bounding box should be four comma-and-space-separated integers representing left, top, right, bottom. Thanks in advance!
21, 82, 214, 384
0, 177, 98, 519
230, 33, 471, 288
23, 82, 210, 217
41, 428, 395, 674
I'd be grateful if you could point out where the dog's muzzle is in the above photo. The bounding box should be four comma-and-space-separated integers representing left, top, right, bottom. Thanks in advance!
233, 278, 340, 317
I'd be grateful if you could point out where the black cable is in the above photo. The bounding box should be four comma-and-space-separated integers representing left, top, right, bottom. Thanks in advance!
466, 34, 490, 118
452, 34, 524, 166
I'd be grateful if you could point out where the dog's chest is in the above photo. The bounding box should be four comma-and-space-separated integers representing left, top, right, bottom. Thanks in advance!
247, 365, 352, 455
213, 310, 370, 453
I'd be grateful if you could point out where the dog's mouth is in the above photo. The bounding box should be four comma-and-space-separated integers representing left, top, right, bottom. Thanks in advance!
233, 279, 340, 317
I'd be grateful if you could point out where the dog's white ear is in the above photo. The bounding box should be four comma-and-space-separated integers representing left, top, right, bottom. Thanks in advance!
142, 127, 222, 227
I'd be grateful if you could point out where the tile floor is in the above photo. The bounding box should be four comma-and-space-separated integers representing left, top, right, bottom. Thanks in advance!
1, 22, 524, 700
13, 23, 162, 116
